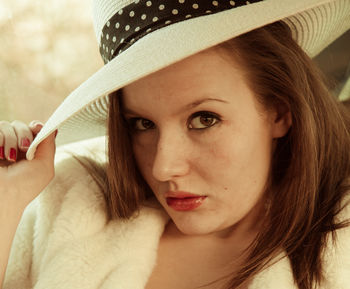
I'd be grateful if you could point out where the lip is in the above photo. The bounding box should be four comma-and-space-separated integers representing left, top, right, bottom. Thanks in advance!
165, 191, 207, 211
165, 191, 206, 198
166, 196, 207, 211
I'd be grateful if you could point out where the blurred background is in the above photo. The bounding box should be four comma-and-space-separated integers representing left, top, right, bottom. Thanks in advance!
0, 0, 102, 124
0, 0, 349, 125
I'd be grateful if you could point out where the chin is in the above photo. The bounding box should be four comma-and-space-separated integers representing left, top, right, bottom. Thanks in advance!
171, 217, 218, 236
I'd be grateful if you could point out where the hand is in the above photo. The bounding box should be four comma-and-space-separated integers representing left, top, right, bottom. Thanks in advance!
0, 120, 57, 214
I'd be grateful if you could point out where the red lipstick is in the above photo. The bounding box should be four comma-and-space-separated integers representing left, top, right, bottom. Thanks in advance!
165, 191, 207, 211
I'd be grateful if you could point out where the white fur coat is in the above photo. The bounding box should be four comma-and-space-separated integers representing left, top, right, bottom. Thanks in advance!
3, 137, 350, 289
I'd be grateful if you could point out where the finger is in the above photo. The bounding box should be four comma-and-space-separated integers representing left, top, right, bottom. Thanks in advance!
0, 131, 4, 160
11, 120, 34, 152
28, 120, 44, 136
31, 130, 57, 174
0, 121, 18, 162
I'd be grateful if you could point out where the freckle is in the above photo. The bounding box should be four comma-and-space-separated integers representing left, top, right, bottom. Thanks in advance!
224, 187, 228, 190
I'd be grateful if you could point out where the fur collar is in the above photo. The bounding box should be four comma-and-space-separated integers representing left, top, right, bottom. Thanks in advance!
4, 137, 350, 289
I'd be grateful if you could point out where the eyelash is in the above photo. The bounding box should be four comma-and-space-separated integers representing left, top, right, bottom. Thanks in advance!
126, 111, 221, 132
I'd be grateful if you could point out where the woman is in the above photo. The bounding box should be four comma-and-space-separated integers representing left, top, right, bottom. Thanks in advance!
1, 0, 350, 288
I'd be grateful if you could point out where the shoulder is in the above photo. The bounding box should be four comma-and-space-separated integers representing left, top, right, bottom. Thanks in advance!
322, 192, 350, 288
35, 136, 109, 236
248, 252, 297, 289
4, 137, 109, 288
49, 136, 107, 196
52, 136, 107, 189
248, 193, 350, 289
31, 137, 169, 288
33, 135, 168, 247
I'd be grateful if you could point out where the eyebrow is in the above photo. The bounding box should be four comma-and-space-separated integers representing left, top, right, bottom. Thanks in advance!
122, 97, 229, 116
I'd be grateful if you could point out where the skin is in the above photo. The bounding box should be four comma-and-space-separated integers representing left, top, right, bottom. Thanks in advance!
0, 121, 56, 288
122, 47, 291, 244
0, 47, 291, 289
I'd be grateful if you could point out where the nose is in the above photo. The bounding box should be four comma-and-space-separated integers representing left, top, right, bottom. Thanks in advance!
152, 130, 190, 182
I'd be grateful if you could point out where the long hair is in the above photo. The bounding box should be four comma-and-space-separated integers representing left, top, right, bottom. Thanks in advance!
72, 21, 350, 289
213, 21, 350, 289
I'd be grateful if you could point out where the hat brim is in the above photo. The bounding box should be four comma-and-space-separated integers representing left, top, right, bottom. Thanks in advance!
27, 0, 350, 160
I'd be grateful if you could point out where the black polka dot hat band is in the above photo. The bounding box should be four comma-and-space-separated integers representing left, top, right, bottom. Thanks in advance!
99, 0, 264, 64
27, 0, 350, 160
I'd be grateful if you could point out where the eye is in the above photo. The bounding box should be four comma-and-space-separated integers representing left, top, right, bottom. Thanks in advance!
188, 111, 221, 129
128, 118, 155, 131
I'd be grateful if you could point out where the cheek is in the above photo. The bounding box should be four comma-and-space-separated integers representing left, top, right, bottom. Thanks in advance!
199, 122, 273, 195
132, 137, 156, 182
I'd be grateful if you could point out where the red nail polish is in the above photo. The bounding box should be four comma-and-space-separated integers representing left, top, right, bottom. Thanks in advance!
21, 137, 31, 148
0, 146, 4, 159
9, 148, 17, 162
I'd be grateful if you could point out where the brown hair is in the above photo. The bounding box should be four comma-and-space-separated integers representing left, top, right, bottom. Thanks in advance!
72, 21, 350, 289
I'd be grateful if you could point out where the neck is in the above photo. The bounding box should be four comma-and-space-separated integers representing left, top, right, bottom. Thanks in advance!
162, 196, 268, 254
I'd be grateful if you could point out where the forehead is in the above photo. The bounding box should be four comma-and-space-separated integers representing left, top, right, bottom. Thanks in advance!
121, 47, 246, 106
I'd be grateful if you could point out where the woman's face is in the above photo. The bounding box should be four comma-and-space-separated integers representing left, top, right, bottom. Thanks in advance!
122, 47, 290, 238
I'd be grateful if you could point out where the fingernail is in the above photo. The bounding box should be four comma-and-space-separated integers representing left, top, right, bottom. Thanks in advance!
35, 123, 44, 129
32, 120, 44, 127
0, 146, 4, 159
21, 137, 31, 148
9, 148, 17, 162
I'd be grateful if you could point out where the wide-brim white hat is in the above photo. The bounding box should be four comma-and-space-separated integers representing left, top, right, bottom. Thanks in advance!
27, 0, 350, 160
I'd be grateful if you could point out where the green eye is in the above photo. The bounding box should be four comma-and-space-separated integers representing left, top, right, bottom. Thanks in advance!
189, 111, 220, 129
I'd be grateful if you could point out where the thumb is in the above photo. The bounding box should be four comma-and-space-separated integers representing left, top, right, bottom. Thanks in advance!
33, 130, 57, 165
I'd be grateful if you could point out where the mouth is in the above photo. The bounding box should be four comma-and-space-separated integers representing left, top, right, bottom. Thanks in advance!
165, 191, 207, 211
165, 191, 207, 199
